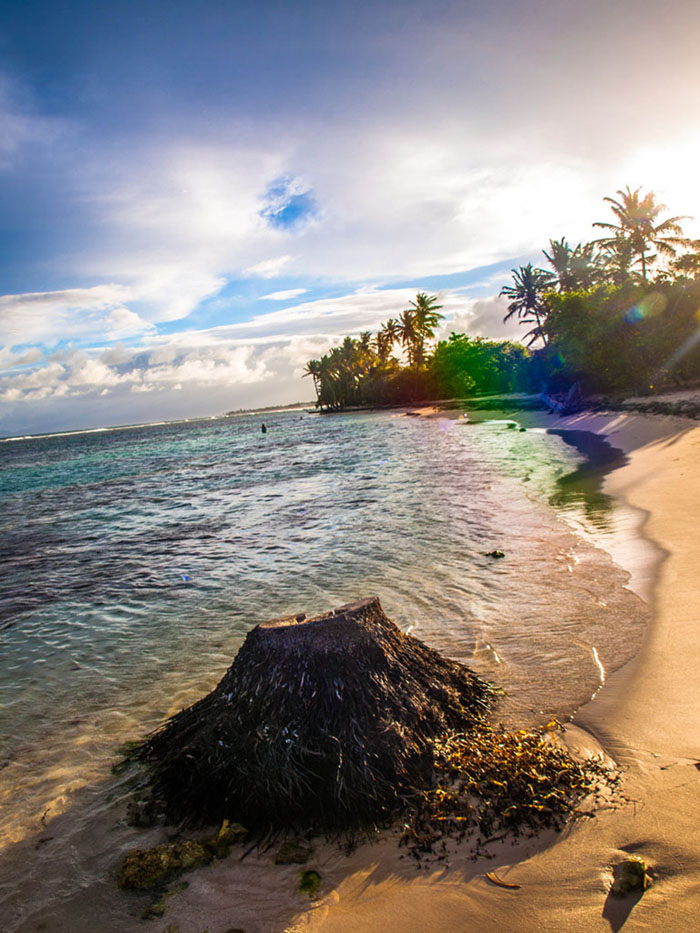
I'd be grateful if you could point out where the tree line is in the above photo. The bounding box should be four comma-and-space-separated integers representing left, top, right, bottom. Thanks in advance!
303, 294, 535, 409
502, 186, 700, 393
305, 186, 700, 409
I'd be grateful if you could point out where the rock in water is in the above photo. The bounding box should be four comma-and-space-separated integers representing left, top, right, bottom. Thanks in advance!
136, 597, 494, 832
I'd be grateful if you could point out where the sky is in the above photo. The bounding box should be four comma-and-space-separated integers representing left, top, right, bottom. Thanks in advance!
2, 0, 700, 435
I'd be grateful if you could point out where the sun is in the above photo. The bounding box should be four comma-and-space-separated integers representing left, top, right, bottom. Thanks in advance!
621, 133, 700, 239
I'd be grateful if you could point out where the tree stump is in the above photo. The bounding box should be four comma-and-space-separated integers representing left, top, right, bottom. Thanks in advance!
137, 597, 494, 832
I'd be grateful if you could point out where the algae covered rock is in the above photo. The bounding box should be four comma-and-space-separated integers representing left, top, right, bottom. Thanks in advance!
118, 840, 213, 890
299, 870, 321, 897
205, 819, 248, 858
611, 856, 653, 896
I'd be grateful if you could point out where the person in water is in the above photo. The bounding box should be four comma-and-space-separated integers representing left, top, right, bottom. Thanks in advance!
261, 423, 267, 434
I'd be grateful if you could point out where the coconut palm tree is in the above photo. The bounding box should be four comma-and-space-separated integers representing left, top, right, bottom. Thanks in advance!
543, 238, 600, 291
593, 186, 688, 281
500, 264, 556, 346
409, 292, 444, 366
302, 359, 322, 402
671, 240, 700, 279
598, 235, 639, 286
396, 309, 419, 367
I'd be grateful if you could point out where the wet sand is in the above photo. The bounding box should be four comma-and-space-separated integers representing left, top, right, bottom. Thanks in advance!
295, 410, 700, 932
5, 409, 699, 931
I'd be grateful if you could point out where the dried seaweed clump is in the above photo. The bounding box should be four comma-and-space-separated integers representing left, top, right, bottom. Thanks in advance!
402, 724, 617, 855
136, 597, 495, 832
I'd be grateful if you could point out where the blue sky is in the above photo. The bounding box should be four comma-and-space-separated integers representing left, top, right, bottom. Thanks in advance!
2, 0, 700, 434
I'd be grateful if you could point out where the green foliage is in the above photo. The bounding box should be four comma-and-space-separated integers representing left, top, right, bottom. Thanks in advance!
430, 334, 534, 397
542, 280, 700, 392
304, 292, 445, 409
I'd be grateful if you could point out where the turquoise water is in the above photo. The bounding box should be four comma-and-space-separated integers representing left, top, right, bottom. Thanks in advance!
0, 409, 649, 923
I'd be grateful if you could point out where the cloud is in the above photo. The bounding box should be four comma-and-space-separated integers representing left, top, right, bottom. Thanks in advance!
243, 255, 295, 278
0, 285, 155, 347
260, 288, 308, 301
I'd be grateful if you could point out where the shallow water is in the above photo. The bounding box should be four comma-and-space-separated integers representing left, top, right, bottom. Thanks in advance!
0, 408, 650, 930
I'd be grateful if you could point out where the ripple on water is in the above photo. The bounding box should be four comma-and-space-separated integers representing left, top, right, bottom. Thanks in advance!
0, 411, 650, 864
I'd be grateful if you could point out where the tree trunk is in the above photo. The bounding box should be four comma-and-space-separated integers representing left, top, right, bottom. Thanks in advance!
137, 597, 494, 832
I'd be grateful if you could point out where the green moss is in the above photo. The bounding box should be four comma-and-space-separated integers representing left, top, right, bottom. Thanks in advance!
118, 841, 213, 890
299, 870, 321, 897
142, 881, 188, 919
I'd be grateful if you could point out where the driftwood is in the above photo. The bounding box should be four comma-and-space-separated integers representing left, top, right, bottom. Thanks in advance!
137, 597, 494, 832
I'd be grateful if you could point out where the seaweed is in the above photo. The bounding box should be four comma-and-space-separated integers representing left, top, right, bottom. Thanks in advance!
401, 723, 616, 855
299, 870, 321, 897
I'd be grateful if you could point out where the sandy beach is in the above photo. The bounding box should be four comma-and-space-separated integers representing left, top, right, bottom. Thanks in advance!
4, 408, 699, 933
278, 408, 700, 933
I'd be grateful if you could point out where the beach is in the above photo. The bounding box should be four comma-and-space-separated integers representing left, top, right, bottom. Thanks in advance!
291, 409, 700, 932
1, 407, 698, 931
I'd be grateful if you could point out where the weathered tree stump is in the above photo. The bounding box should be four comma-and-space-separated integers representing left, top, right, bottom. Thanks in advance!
137, 597, 494, 832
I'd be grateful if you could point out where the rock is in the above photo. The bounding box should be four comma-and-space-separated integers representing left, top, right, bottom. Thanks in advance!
299, 870, 321, 897
118, 840, 213, 890
611, 856, 653, 896
275, 840, 314, 865
205, 819, 248, 858
486, 550, 505, 559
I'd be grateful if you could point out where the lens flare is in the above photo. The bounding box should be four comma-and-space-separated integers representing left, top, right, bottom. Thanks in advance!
625, 292, 667, 324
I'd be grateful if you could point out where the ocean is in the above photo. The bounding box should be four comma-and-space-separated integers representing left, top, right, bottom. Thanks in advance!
0, 408, 650, 929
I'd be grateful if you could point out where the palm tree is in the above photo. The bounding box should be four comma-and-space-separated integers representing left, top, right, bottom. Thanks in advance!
396, 308, 420, 367
593, 186, 688, 281
409, 292, 444, 367
302, 359, 321, 401
500, 264, 556, 346
598, 235, 638, 286
671, 240, 700, 279
543, 238, 575, 290
356, 330, 375, 374
543, 238, 600, 291
569, 242, 600, 290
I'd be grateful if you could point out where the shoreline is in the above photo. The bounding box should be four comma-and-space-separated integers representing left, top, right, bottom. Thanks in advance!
300, 408, 700, 932
3, 407, 698, 931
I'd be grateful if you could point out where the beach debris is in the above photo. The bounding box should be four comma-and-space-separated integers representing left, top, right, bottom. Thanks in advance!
299, 870, 321, 897
122, 597, 616, 872
485, 872, 521, 890
275, 840, 314, 865
401, 725, 616, 854
133, 597, 495, 833
486, 550, 506, 559
610, 856, 653, 896
142, 881, 188, 920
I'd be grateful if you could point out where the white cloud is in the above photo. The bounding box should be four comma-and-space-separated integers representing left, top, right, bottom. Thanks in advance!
243, 255, 295, 278
259, 288, 307, 301
0, 285, 155, 348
